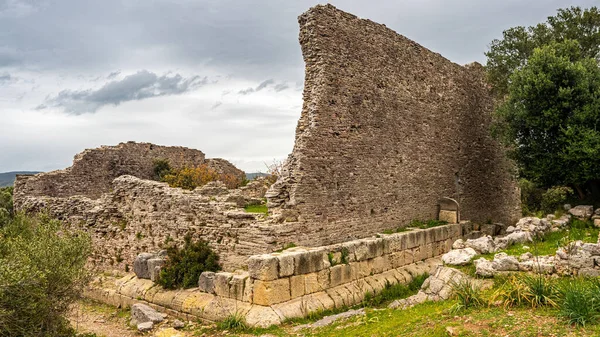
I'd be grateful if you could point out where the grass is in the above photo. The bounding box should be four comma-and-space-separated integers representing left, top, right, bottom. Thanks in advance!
244, 204, 268, 216
361, 273, 428, 307
382, 219, 449, 235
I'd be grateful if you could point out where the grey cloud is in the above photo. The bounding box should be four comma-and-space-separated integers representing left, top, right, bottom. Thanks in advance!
274, 83, 289, 92
256, 79, 274, 91
40, 70, 208, 114
238, 79, 289, 95
211, 101, 222, 110
238, 87, 254, 95
0, 73, 11, 84
107, 71, 120, 79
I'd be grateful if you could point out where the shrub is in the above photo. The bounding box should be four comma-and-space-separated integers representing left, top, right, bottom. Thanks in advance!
264, 159, 286, 186
492, 274, 558, 309
557, 279, 599, 327
450, 279, 484, 313
409, 219, 448, 229
162, 165, 242, 190
0, 213, 92, 337
157, 234, 221, 289
0, 187, 13, 226
153, 158, 172, 181
519, 179, 543, 215
541, 186, 573, 214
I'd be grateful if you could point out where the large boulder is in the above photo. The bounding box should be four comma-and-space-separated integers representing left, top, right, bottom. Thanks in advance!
441, 248, 477, 266
569, 205, 594, 220
148, 257, 166, 282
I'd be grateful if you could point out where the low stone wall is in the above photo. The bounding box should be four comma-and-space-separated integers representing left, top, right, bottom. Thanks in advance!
87, 224, 459, 327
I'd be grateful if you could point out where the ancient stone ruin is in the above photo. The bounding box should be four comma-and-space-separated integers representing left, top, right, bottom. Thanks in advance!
14, 4, 525, 327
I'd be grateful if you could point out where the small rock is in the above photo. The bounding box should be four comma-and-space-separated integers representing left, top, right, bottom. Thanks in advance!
519, 252, 533, 261
446, 326, 458, 336
492, 253, 519, 271
564, 204, 572, 211
569, 205, 594, 220
452, 239, 466, 250
464, 235, 496, 254
441, 248, 477, 266
131, 303, 166, 325
474, 258, 495, 277
134, 253, 155, 279
137, 321, 154, 332
173, 319, 185, 329
522, 246, 530, 250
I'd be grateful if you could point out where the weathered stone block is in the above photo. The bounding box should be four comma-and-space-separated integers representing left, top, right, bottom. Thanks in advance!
290, 275, 305, 299
277, 253, 295, 277
351, 260, 373, 279
198, 271, 216, 294
403, 249, 414, 265
439, 210, 457, 224
133, 253, 155, 279
229, 273, 249, 301
371, 255, 389, 274
248, 254, 279, 281
305, 269, 330, 294
385, 234, 407, 253
330, 264, 354, 287
253, 278, 291, 306
294, 249, 326, 275
388, 251, 405, 269
214, 272, 233, 297
147, 257, 166, 282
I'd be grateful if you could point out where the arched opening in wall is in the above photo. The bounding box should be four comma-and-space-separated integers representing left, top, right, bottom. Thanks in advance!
438, 197, 459, 224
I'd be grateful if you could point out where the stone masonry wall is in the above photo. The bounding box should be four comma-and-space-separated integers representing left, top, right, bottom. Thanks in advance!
87, 223, 459, 327
16, 176, 277, 271
14, 141, 244, 200
267, 4, 521, 246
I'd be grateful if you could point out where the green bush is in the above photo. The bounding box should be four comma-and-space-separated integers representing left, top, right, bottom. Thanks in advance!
0, 213, 92, 337
153, 158, 172, 181
541, 186, 573, 214
157, 234, 221, 289
0, 186, 13, 225
519, 179, 543, 215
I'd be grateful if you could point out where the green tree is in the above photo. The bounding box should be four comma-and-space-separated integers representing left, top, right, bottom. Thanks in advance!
486, 6, 600, 96
0, 213, 92, 336
493, 40, 600, 197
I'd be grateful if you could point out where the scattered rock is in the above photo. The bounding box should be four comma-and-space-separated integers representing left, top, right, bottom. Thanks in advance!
441, 248, 477, 266
137, 321, 154, 332
464, 235, 496, 254
173, 319, 185, 329
519, 252, 533, 261
568, 205, 594, 220
564, 204, 572, 211
452, 239, 466, 250
474, 258, 495, 277
131, 303, 166, 325
492, 253, 519, 271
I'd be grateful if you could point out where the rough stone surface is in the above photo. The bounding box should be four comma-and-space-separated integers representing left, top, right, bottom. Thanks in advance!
569, 205, 594, 220
14, 142, 243, 200
464, 236, 496, 254
131, 303, 166, 325
137, 321, 154, 332
492, 253, 519, 271
265, 4, 521, 247
474, 258, 495, 277
134, 253, 155, 279
441, 248, 477, 266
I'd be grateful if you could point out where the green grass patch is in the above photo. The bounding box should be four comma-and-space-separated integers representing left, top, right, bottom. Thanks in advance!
244, 204, 268, 215
361, 273, 428, 308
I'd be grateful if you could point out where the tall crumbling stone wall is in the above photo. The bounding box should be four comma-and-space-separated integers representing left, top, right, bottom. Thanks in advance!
14, 142, 245, 200
267, 4, 520, 246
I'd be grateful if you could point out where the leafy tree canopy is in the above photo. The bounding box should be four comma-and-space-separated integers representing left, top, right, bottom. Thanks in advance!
493, 39, 600, 195
486, 6, 600, 97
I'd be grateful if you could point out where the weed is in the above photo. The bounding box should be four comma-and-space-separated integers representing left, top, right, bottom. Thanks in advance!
275, 242, 297, 253
557, 279, 599, 327
135, 232, 143, 240
360, 273, 428, 307
450, 279, 484, 313
328, 252, 338, 267
409, 219, 448, 229
216, 312, 248, 331
340, 247, 350, 264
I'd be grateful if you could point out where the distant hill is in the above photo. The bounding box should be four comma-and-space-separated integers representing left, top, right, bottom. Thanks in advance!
0, 171, 41, 187
246, 172, 269, 180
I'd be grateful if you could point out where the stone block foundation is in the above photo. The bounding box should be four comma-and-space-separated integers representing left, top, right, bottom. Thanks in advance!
85, 224, 459, 327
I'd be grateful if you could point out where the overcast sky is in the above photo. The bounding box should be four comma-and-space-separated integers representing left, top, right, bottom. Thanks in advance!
0, 0, 596, 173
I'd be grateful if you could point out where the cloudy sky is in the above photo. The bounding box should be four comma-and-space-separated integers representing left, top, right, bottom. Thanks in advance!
0, 0, 595, 173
